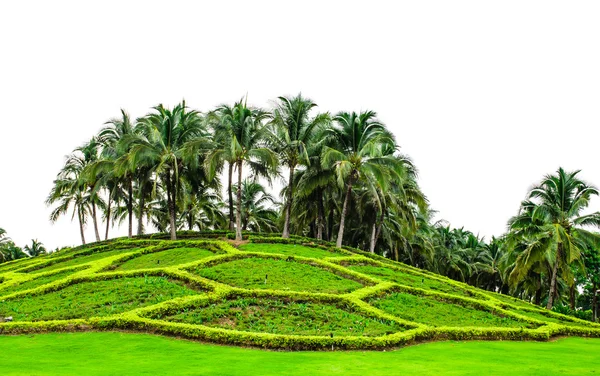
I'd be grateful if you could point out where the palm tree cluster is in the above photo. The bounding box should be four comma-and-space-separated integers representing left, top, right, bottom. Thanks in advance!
45, 93, 600, 319
390, 168, 600, 319
0, 228, 47, 262
46, 94, 427, 253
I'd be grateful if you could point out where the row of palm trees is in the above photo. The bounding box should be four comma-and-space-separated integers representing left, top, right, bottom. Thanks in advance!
44, 94, 600, 317
392, 168, 600, 319
46, 94, 423, 252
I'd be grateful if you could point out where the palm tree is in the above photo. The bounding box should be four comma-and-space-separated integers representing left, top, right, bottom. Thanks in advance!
129, 101, 209, 240
47, 139, 104, 245
507, 168, 600, 309
96, 109, 137, 238
24, 239, 47, 257
321, 110, 401, 248
206, 99, 277, 241
233, 179, 279, 232
178, 183, 226, 231
270, 94, 330, 238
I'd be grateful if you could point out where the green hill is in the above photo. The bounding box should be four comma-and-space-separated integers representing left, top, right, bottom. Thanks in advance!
1, 233, 599, 350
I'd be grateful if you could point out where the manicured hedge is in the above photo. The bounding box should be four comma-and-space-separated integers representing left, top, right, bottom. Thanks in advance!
1, 233, 599, 350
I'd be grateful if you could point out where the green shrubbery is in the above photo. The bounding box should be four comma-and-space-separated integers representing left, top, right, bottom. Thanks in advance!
0, 232, 599, 350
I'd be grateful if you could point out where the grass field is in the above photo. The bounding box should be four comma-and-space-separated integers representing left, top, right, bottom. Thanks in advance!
1, 236, 598, 350
116, 247, 216, 270
0, 332, 598, 375
192, 257, 365, 293
239, 243, 346, 258
371, 291, 532, 328
0, 277, 198, 321
154, 296, 404, 336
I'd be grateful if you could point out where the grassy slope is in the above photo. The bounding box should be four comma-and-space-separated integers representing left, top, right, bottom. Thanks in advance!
1, 236, 599, 350
0, 332, 598, 376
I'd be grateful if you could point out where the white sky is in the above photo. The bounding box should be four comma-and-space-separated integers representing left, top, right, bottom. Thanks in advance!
1, 1, 600, 250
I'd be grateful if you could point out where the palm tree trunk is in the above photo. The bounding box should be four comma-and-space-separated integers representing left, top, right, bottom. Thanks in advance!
369, 222, 377, 253
235, 161, 243, 241
569, 283, 576, 310
593, 282, 598, 322
228, 162, 235, 231
535, 286, 542, 306
394, 244, 399, 262
327, 207, 334, 241
127, 177, 133, 238
104, 197, 111, 240
317, 190, 324, 240
188, 213, 193, 231
282, 166, 295, 238
137, 190, 145, 236
166, 171, 177, 240
91, 202, 100, 242
78, 207, 86, 245
546, 243, 562, 309
336, 180, 353, 248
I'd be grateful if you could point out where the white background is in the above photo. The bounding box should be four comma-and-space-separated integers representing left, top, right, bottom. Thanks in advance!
1, 1, 599, 250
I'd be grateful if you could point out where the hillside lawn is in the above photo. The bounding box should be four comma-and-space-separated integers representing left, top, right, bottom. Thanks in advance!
0, 333, 598, 375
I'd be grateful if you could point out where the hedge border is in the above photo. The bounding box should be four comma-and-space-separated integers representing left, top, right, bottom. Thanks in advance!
1, 234, 599, 350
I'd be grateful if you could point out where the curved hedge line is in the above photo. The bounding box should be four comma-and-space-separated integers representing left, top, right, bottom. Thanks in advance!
0, 232, 599, 350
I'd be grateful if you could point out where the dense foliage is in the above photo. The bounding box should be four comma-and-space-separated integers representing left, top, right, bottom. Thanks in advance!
39, 94, 600, 318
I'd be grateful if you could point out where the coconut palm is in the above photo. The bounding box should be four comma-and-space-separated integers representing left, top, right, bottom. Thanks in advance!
269, 94, 330, 238
96, 109, 137, 238
321, 110, 401, 247
206, 99, 277, 241
24, 239, 47, 257
47, 139, 104, 245
178, 183, 226, 231
507, 168, 600, 309
129, 101, 210, 240
233, 179, 279, 232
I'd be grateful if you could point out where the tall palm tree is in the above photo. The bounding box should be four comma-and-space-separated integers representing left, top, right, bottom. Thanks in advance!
129, 101, 209, 240
206, 99, 277, 241
47, 139, 103, 244
507, 168, 600, 309
321, 111, 401, 247
270, 94, 330, 238
96, 109, 136, 238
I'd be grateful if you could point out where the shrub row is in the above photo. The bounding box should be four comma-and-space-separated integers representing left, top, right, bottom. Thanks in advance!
2, 236, 600, 350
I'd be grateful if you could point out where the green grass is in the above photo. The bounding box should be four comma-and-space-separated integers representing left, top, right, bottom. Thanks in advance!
0, 267, 86, 297
509, 308, 589, 327
486, 291, 543, 309
154, 297, 403, 336
348, 264, 473, 297
0, 277, 199, 321
192, 257, 364, 293
371, 292, 532, 328
0, 333, 599, 375
0, 237, 598, 350
116, 247, 216, 270
239, 243, 345, 258
27, 249, 136, 273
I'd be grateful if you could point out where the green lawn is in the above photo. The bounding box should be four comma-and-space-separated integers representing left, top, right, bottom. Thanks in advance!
27, 249, 135, 273
239, 243, 346, 258
0, 277, 198, 321
0, 267, 85, 297
116, 247, 216, 270
192, 257, 364, 293
0, 333, 598, 375
371, 292, 532, 328
153, 296, 403, 336
348, 264, 473, 297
